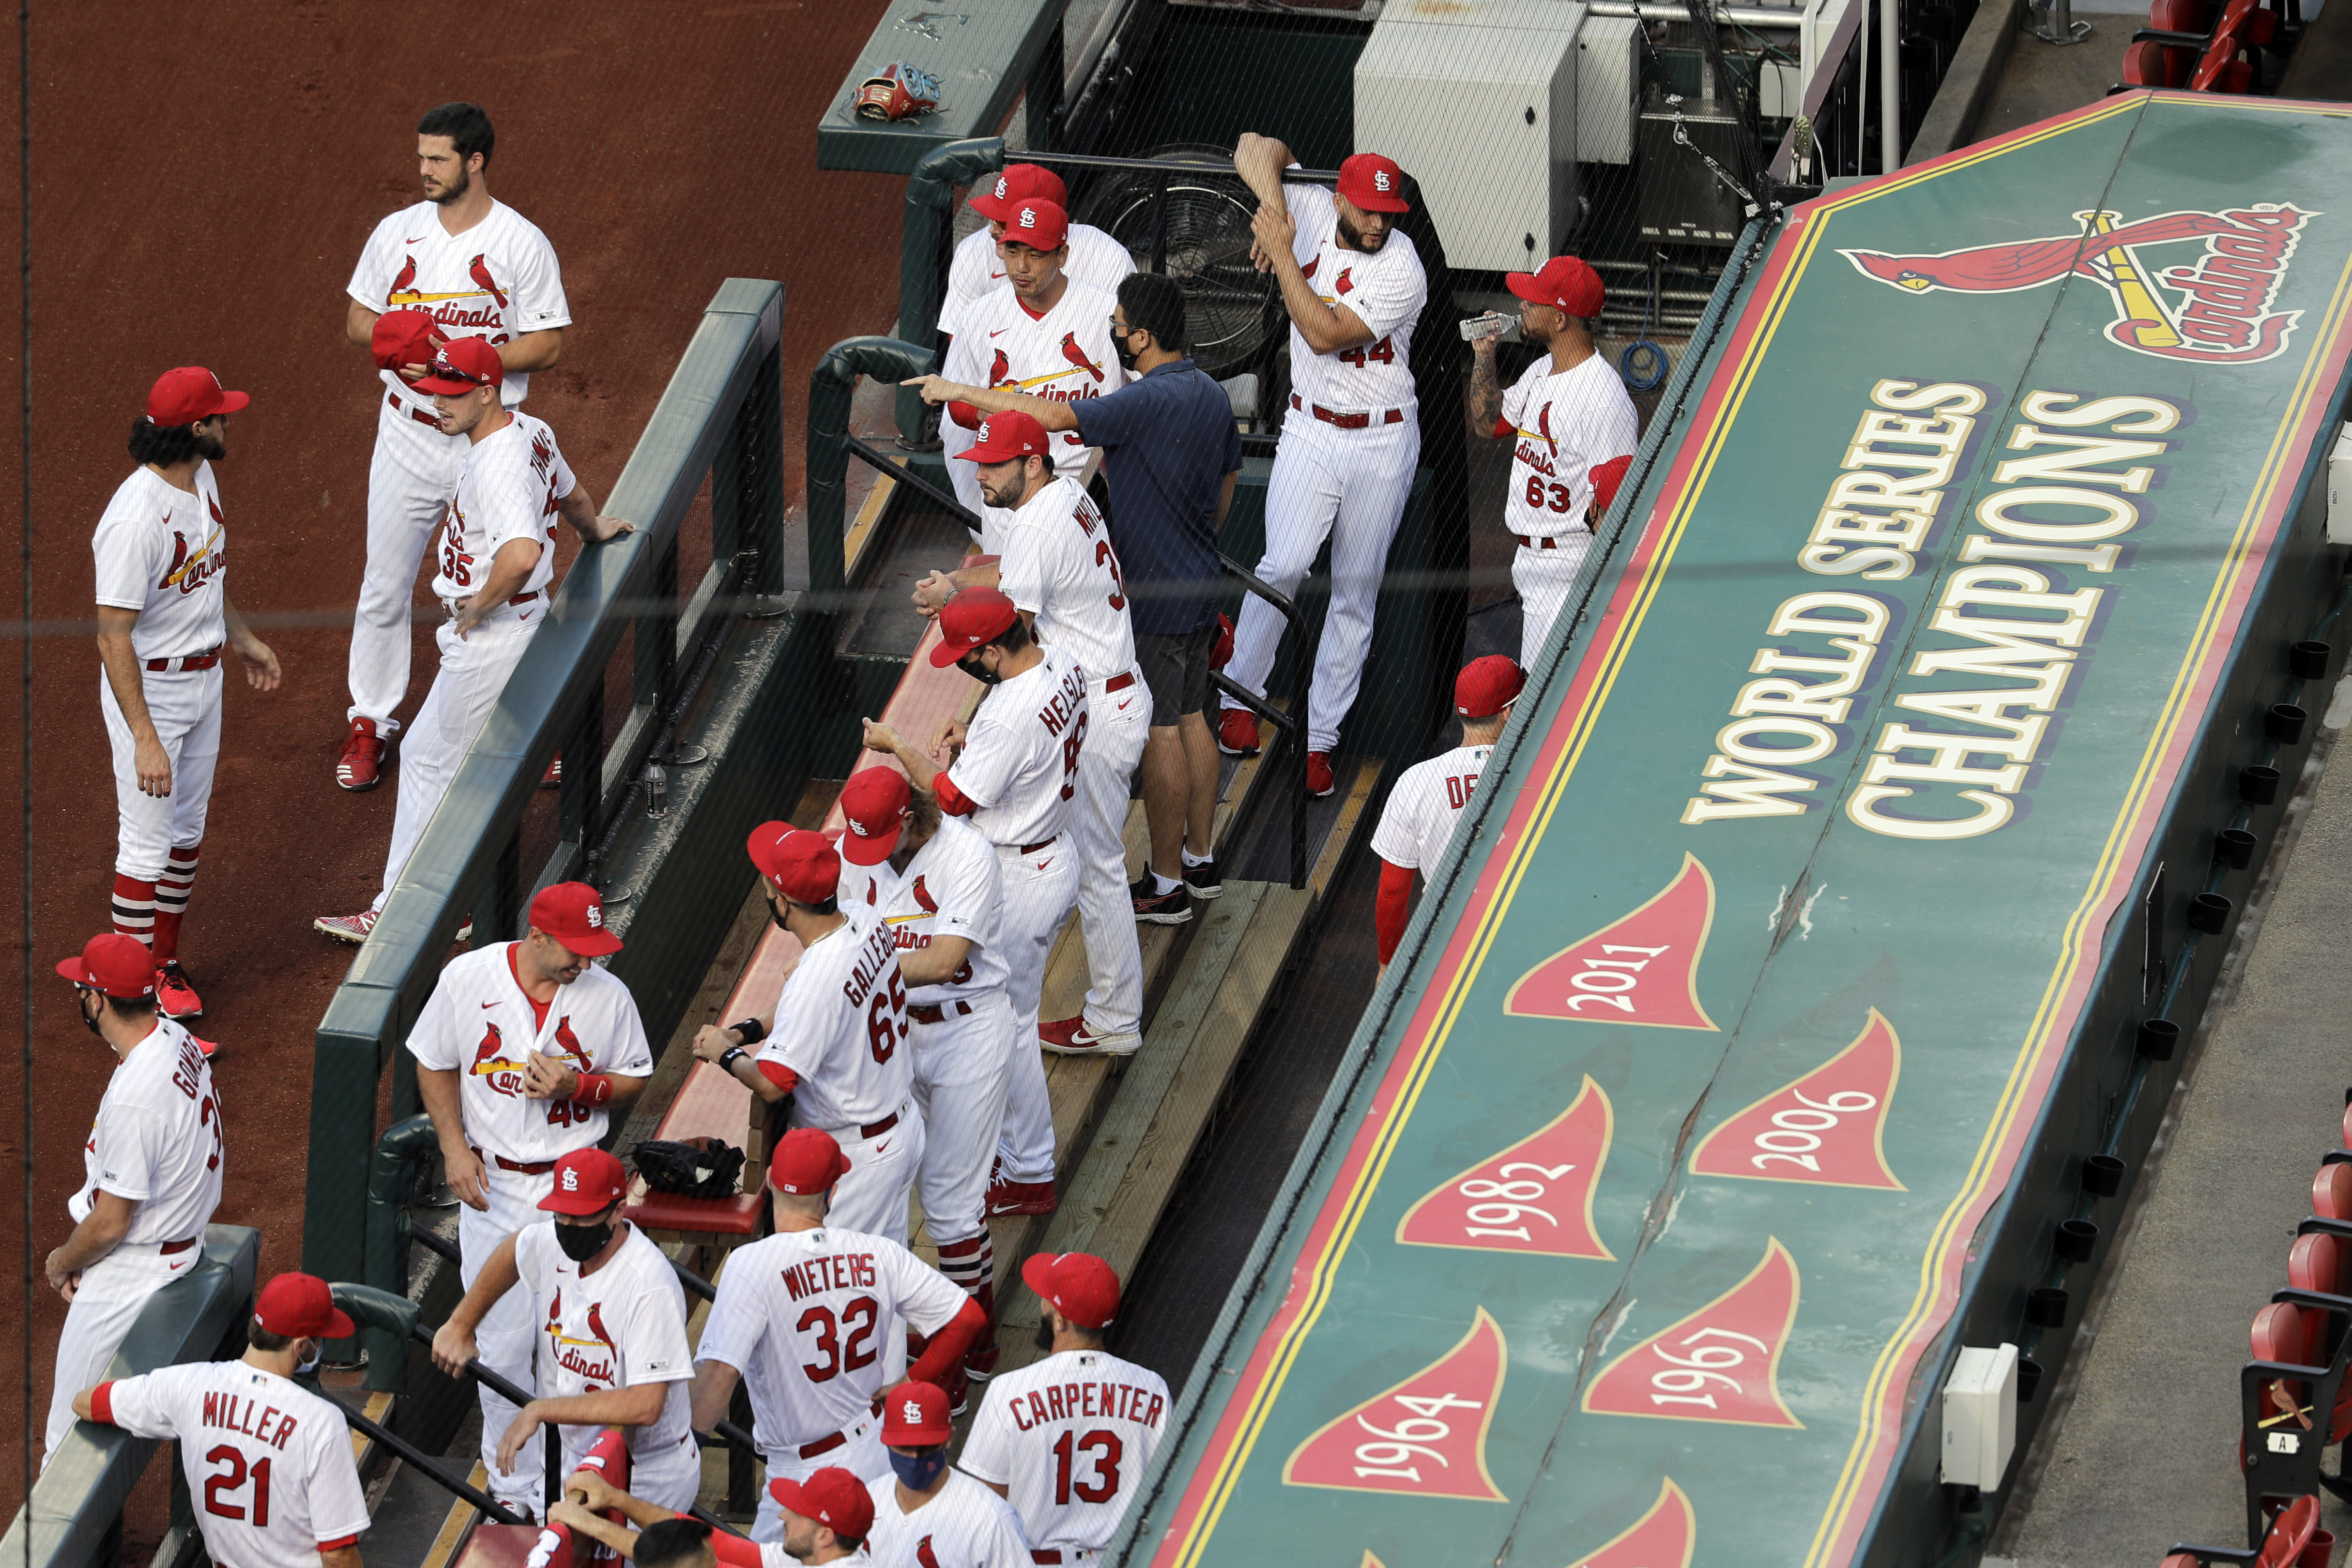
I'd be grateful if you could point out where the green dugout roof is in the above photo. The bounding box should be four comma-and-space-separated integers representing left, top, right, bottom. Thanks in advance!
1125, 91, 2352, 1568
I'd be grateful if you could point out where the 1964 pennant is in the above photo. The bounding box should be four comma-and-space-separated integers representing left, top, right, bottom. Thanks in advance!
1503, 855, 1719, 1029
1565, 1477, 1696, 1568
1582, 1239, 1802, 1426
1689, 1009, 1904, 1188
1283, 1308, 1509, 1500
1396, 1077, 1614, 1258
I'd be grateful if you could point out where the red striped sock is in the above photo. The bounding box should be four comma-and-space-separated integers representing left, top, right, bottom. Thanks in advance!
111, 874, 157, 948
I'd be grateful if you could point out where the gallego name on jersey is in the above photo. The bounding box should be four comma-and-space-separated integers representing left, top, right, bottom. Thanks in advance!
842, 921, 899, 1008
1682, 379, 2184, 839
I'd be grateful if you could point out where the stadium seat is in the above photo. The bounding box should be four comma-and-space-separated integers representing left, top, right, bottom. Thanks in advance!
2166, 1492, 2323, 1565
2242, 1296, 2352, 1539
2312, 1163, 2352, 1221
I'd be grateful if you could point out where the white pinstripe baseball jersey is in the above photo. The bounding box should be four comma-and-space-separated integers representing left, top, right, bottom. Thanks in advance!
95, 1359, 371, 1568
959, 1348, 1170, 1553
75, 1020, 223, 1246
430, 411, 575, 602
348, 199, 569, 407
1499, 351, 1638, 537
1371, 743, 1494, 875
840, 817, 1009, 1006
92, 464, 230, 662
938, 644, 1088, 850
1280, 178, 1425, 411
995, 475, 1137, 688
942, 282, 1128, 472
863, 1468, 1032, 1568
940, 223, 1135, 339
512, 1220, 695, 1477
755, 904, 914, 1133
696, 1225, 968, 1454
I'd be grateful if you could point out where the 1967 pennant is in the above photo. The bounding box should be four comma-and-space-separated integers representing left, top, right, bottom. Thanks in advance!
1503, 855, 1719, 1029
1689, 1009, 1904, 1188
1283, 1308, 1509, 1501
1396, 1076, 1614, 1258
1582, 1238, 1802, 1427
1566, 1477, 1696, 1568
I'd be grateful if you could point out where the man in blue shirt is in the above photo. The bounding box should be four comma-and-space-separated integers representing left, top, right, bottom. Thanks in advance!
905, 272, 1242, 924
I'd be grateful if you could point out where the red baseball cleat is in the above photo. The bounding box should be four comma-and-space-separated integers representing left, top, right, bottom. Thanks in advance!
153, 961, 203, 1021
541, 756, 562, 789
1307, 751, 1336, 798
337, 718, 386, 792
986, 1175, 1057, 1217
1217, 707, 1259, 757
314, 910, 378, 944
1039, 1016, 1142, 1057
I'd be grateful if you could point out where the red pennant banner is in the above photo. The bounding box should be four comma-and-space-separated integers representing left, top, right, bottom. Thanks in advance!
1688, 1009, 1904, 1189
1582, 1239, 1802, 1427
1283, 1308, 1509, 1501
1503, 855, 1719, 1030
1565, 1477, 1696, 1568
1395, 1077, 1615, 1258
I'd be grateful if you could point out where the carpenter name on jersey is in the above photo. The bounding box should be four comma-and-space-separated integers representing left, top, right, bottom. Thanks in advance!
961, 1347, 1171, 1552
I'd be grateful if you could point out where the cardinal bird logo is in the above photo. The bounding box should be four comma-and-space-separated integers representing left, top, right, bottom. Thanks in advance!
387, 254, 417, 304
911, 875, 939, 914
916, 1539, 940, 1568
1301, 255, 1318, 280
585, 1301, 614, 1351
552, 1016, 590, 1069
469, 1022, 525, 1094
988, 348, 1011, 386
468, 253, 508, 309
1334, 266, 1355, 296
1842, 204, 2316, 365
545, 1289, 561, 1330
530, 430, 554, 479
1536, 402, 1557, 457
207, 493, 224, 525
1060, 333, 1105, 383
158, 531, 190, 593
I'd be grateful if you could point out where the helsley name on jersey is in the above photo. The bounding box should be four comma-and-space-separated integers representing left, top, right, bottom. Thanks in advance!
1002, 1377, 1167, 1432
196, 1389, 307, 1452
1038, 663, 1090, 734
778, 1247, 882, 1301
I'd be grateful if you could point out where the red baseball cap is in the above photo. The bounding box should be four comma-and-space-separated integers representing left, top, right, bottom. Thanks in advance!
1508, 255, 1605, 318
529, 882, 625, 957
1455, 655, 1527, 719
412, 336, 505, 395
770, 1466, 874, 1541
539, 1147, 628, 1215
145, 367, 250, 427
748, 822, 841, 904
1022, 1251, 1121, 1329
970, 163, 1068, 222
881, 1381, 954, 1446
254, 1272, 357, 1340
839, 769, 912, 867
1336, 153, 1410, 214
959, 410, 1053, 465
929, 585, 1022, 668
769, 1127, 854, 1195
1000, 198, 1069, 252
56, 933, 157, 1000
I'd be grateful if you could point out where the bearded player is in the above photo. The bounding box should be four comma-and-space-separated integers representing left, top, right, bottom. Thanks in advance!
1466, 255, 1637, 665
339, 101, 570, 791
1370, 658, 1523, 984
402, 883, 653, 1520
94, 367, 281, 1020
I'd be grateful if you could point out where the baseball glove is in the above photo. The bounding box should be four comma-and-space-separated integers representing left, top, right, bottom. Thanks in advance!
854, 61, 941, 122
631, 1137, 745, 1200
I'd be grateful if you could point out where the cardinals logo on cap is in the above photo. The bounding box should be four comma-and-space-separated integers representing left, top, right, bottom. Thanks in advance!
1375, 168, 1393, 192
901, 1397, 924, 1425
1018, 207, 1038, 230
993, 176, 1011, 199
561, 1165, 580, 1191
977, 420, 993, 444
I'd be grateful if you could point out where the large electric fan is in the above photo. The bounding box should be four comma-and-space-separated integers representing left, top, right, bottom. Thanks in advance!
1072, 144, 1279, 382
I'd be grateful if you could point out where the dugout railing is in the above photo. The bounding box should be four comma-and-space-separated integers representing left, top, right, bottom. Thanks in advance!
306, 278, 815, 1375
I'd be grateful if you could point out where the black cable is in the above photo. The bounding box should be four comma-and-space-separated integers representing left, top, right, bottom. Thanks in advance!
17, 0, 30, 1547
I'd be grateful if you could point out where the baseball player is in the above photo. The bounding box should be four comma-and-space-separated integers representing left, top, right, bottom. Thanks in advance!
43, 933, 226, 1468
691, 1128, 987, 1536
73, 1272, 370, 1568
339, 100, 570, 791
1371, 658, 1524, 982
865, 1383, 1031, 1568
401, 881, 653, 1518
962, 1252, 1169, 1558
432, 1147, 699, 1513
313, 338, 631, 943
937, 200, 1127, 537
693, 827, 924, 1245
553, 1467, 877, 1566
906, 411, 1147, 1060
97, 366, 282, 1021
1217, 134, 1427, 800
858, 587, 1087, 1222
1466, 256, 1638, 665
833, 770, 1013, 1357
938, 164, 1133, 342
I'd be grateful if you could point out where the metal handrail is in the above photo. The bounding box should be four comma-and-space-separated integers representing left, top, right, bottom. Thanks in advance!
844, 430, 983, 533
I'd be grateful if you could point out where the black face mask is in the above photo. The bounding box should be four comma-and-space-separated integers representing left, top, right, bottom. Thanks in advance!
957, 653, 1003, 687
78, 991, 105, 1040
769, 899, 793, 933
1111, 328, 1142, 372
1034, 1317, 1057, 1353
556, 1219, 614, 1263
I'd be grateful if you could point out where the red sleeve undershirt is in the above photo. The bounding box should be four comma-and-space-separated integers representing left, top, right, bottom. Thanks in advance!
316, 1537, 360, 1553
1590, 455, 1634, 514
908, 1297, 989, 1387
711, 1533, 764, 1568
1376, 858, 1417, 966
933, 772, 975, 816
1491, 415, 1513, 439
758, 1061, 799, 1094
90, 1381, 116, 1425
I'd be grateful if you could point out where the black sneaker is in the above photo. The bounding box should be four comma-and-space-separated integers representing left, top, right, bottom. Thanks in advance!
1183, 857, 1223, 899
1131, 872, 1194, 925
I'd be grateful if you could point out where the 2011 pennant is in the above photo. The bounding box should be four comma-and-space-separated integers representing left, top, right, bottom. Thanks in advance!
1582, 1239, 1802, 1427
1565, 1477, 1696, 1568
1689, 1009, 1904, 1188
1396, 1077, 1614, 1258
1282, 1308, 1509, 1501
1503, 854, 1719, 1030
